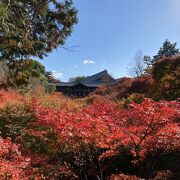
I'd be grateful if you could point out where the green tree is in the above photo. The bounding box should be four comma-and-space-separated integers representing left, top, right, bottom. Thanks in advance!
7, 59, 46, 89
6, 59, 57, 93
45, 71, 61, 83
143, 55, 153, 67
0, 1, 8, 21
153, 39, 180, 61
0, 60, 8, 82
145, 39, 180, 66
143, 39, 180, 76
68, 76, 87, 83
151, 56, 180, 100
0, 0, 78, 60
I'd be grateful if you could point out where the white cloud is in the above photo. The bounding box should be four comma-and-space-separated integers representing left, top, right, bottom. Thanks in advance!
83, 59, 96, 64
52, 70, 63, 79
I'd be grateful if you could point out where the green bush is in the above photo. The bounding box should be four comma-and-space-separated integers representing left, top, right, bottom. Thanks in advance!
0, 102, 34, 140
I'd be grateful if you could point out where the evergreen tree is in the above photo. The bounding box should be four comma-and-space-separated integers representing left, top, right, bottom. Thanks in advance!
153, 39, 180, 62
144, 39, 180, 67
45, 71, 61, 83
143, 55, 153, 67
7, 59, 46, 88
151, 56, 180, 100
0, 0, 78, 60
68, 76, 87, 83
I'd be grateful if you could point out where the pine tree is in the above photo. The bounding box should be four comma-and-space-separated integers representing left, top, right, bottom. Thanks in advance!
153, 39, 180, 62
0, 0, 78, 60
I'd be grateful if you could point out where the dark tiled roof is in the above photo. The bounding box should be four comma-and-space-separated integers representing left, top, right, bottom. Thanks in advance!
82, 70, 115, 84
54, 70, 116, 88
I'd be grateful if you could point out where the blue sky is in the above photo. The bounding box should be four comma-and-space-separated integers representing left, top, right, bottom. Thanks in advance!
40, 0, 180, 81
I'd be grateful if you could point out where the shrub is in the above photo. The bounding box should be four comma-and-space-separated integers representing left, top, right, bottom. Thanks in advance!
33, 97, 180, 179
150, 56, 180, 100
126, 75, 153, 95
0, 102, 34, 140
119, 93, 145, 108
0, 136, 30, 179
0, 90, 179, 179
92, 77, 133, 100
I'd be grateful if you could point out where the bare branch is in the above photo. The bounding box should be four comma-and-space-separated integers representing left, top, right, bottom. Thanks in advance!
128, 50, 145, 78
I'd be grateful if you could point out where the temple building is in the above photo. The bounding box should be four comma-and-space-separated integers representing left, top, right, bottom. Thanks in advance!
53, 70, 116, 97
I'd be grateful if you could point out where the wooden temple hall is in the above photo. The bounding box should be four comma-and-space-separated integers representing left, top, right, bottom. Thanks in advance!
53, 70, 116, 97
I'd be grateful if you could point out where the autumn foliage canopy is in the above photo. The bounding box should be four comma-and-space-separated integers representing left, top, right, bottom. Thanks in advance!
0, 90, 179, 179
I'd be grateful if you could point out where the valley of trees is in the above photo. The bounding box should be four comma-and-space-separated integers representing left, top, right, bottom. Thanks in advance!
0, 1, 179, 180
